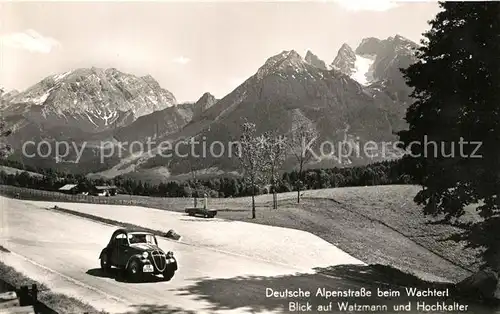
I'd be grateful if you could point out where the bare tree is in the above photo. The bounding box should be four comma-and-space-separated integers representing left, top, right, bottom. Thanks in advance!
235, 122, 267, 219
263, 131, 287, 209
288, 121, 318, 204
0, 120, 12, 159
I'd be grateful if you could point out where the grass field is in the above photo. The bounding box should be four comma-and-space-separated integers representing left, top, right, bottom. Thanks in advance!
0, 258, 106, 314
1, 184, 480, 283
206, 185, 478, 282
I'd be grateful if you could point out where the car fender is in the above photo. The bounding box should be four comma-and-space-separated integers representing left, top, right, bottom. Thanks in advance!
99, 248, 108, 260
169, 257, 178, 271
125, 254, 145, 270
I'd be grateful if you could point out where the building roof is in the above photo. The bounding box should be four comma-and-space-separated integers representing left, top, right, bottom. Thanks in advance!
59, 184, 78, 191
94, 185, 118, 190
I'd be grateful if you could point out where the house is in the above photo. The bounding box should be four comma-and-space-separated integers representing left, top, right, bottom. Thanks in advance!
58, 184, 79, 194
91, 185, 118, 196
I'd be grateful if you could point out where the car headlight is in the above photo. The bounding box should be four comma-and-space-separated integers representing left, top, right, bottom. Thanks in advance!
142, 252, 148, 259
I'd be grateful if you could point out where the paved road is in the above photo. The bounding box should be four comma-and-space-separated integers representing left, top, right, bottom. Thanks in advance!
23, 199, 364, 272
0, 196, 474, 314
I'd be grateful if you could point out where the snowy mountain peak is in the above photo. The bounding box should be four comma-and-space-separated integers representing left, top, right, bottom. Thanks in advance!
356, 37, 382, 55
340, 43, 354, 51
196, 92, 217, 108
331, 35, 419, 87
199, 91, 216, 100
141, 74, 156, 81
0, 89, 19, 100
269, 50, 302, 62
331, 44, 356, 75
286, 49, 302, 58
193, 92, 218, 118
392, 34, 413, 43
256, 50, 307, 79
0, 87, 18, 100
4, 67, 177, 133
305, 50, 328, 70
356, 35, 418, 56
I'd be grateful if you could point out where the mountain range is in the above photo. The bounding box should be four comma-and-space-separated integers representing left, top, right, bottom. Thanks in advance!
0, 35, 419, 183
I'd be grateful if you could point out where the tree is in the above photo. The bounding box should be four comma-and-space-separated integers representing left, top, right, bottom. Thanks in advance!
263, 131, 287, 209
0, 120, 12, 159
398, 2, 500, 272
288, 121, 318, 203
235, 122, 268, 219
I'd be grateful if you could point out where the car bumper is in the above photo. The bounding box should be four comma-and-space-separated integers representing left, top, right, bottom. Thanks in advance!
140, 257, 177, 274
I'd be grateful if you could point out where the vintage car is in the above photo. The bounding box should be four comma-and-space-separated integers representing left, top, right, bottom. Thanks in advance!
185, 207, 217, 218
99, 228, 178, 281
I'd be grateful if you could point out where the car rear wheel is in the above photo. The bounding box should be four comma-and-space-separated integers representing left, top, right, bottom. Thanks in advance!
100, 253, 111, 272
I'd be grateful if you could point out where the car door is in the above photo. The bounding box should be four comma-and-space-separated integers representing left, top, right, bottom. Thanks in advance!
119, 236, 135, 267
110, 232, 130, 267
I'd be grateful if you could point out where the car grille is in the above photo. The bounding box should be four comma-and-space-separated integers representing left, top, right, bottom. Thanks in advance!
151, 252, 166, 271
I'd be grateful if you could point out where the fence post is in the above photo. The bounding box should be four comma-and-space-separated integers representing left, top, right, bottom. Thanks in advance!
19, 285, 28, 306
31, 284, 38, 304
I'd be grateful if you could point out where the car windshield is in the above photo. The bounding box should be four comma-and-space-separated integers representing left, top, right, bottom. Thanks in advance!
128, 233, 156, 245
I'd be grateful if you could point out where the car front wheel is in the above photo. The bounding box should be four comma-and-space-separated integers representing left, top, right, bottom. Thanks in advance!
127, 260, 141, 282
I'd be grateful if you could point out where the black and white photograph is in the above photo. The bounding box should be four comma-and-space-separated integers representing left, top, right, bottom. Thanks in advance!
0, 0, 499, 313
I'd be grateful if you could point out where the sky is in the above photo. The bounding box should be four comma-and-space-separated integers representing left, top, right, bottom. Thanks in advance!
0, 1, 441, 102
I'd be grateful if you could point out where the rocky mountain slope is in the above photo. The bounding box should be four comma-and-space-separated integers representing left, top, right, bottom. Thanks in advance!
120, 49, 407, 181
355, 35, 418, 82
331, 44, 359, 79
0, 88, 19, 109
113, 103, 194, 144
328, 35, 419, 132
0, 68, 178, 173
109, 92, 218, 144
1, 35, 418, 180
192, 92, 218, 120
332, 35, 419, 101
305, 50, 328, 70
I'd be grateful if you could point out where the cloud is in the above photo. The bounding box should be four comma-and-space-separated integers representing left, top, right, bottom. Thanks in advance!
0, 29, 60, 53
332, 0, 399, 12
171, 56, 191, 65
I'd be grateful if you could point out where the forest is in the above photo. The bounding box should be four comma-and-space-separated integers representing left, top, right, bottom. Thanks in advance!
0, 158, 413, 198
